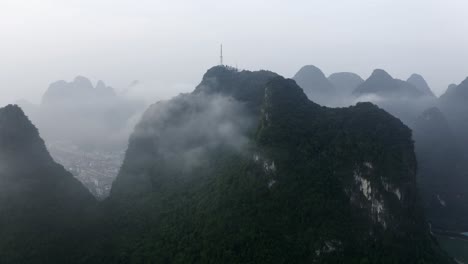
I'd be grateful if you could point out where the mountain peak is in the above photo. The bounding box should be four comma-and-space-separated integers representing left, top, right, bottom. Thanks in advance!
354, 69, 423, 99
194, 66, 278, 107
73, 76, 94, 90
292, 65, 335, 105
96, 80, 107, 90
0, 104, 52, 171
42, 76, 117, 105
328, 72, 364, 96
407, 73, 434, 96
441, 77, 468, 100
294, 65, 326, 79
0, 104, 36, 137
447, 83, 457, 91
0, 104, 25, 118
370, 69, 393, 80
328, 72, 363, 81
408, 73, 423, 80
353, 69, 396, 96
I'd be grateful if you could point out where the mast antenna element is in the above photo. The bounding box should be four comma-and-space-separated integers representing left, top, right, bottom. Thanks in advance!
220, 44, 223, 65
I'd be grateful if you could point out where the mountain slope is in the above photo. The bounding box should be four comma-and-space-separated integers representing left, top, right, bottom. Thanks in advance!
94, 66, 452, 263
0, 105, 96, 264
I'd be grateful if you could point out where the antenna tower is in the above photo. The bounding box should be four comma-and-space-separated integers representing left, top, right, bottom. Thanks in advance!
220, 44, 224, 66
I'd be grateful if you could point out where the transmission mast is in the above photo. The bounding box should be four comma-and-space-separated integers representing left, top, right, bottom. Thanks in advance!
220, 44, 224, 66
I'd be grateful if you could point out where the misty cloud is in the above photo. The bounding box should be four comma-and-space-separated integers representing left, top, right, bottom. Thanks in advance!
18, 76, 146, 151
352, 95, 437, 126
132, 92, 254, 172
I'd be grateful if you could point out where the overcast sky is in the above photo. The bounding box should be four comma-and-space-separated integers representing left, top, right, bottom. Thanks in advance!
1, 0, 468, 106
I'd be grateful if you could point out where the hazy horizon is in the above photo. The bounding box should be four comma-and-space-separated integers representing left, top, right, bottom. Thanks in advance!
2, 0, 468, 106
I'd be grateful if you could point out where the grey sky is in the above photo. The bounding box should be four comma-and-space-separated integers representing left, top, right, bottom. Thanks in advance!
1, 0, 468, 106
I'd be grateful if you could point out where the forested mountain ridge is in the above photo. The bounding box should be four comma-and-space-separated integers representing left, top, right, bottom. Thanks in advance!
0, 105, 96, 264
88, 66, 452, 263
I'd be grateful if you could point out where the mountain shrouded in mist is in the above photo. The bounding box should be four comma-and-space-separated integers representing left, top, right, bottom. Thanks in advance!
413, 107, 468, 230
0, 67, 454, 263
292, 65, 437, 125
92, 66, 451, 263
16, 76, 145, 198
42, 76, 116, 105
351, 69, 436, 126
445, 83, 458, 95
294, 63, 468, 234
417, 77, 468, 231
440, 77, 468, 154
0, 105, 96, 263
440, 78, 468, 102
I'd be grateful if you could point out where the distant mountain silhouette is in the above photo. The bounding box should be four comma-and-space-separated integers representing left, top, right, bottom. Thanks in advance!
30, 76, 145, 151
440, 77, 468, 103
292, 65, 336, 105
353, 69, 424, 99
42, 76, 116, 106
328, 72, 364, 96
352, 69, 434, 125
445, 83, 458, 95
407, 74, 435, 97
